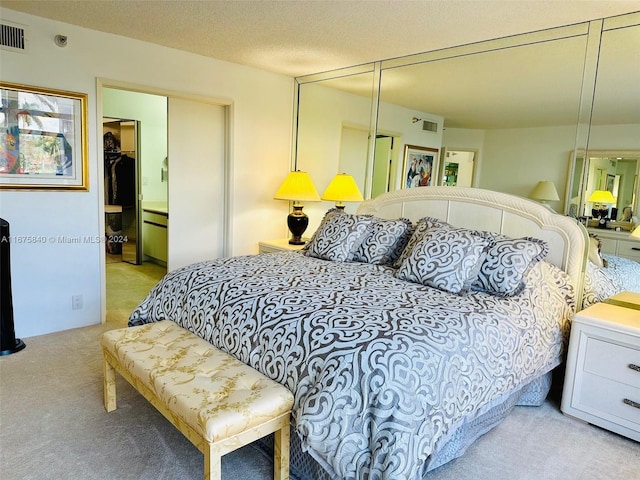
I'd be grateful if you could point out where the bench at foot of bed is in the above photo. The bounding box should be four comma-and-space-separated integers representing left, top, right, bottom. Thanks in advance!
101, 320, 294, 480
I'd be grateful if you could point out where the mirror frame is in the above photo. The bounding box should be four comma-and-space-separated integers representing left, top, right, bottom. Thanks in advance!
566, 149, 640, 226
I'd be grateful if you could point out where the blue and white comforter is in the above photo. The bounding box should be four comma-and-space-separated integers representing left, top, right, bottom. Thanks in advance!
129, 252, 574, 480
582, 254, 640, 309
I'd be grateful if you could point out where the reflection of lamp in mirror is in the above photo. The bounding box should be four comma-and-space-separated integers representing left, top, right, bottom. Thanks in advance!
274, 171, 320, 245
529, 181, 560, 205
588, 190, 616, 228
321, 173, 364, 210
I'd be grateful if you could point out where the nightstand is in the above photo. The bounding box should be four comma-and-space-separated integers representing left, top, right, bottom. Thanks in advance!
604, 291, 640, 311
258, 238, 308, 254
561, 302, 640, 441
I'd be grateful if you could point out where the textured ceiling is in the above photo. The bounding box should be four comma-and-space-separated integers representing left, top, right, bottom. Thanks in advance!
1, 0, 639, 77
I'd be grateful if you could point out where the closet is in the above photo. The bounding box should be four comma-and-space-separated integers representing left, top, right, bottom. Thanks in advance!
103, 119, 141, 265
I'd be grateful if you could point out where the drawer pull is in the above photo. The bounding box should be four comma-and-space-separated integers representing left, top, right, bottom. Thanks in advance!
632, 247, 640, 251
623, 398, 640, 410
630, 364, 640, 373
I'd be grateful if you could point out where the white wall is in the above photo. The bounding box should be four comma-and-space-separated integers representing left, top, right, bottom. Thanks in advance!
0, 8, 293, 337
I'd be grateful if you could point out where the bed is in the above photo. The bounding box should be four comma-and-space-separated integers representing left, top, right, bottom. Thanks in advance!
582, 234, 640, 309
129, 186, 588, 480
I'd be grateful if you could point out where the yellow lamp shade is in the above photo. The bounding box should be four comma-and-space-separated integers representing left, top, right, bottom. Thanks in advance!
631, 225, 640, 239
321, 173, 364, 206
273, 171, 320, 202
587, 190, 616, 204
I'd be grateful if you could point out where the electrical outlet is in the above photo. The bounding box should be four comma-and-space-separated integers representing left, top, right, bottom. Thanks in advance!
72, 294, 83, 310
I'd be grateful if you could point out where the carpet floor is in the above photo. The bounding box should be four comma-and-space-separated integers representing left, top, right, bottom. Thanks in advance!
1, 262, 638, 479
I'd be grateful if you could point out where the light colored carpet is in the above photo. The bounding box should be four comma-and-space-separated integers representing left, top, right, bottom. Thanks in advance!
1, 262, 638, 479
106, 261, 166, 327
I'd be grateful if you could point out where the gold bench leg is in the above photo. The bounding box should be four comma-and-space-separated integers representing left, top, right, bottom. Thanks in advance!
205, 444, 222, 480
103, 355, 117, 412
274, 423, 290, 480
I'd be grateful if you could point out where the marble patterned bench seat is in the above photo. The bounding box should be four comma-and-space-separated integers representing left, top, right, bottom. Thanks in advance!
101, 320, 294, 480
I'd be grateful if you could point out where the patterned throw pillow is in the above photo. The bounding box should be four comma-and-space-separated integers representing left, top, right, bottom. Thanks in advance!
472, 235, 549, 297
305, 212, 373, 262
392, 216, 449, 268
353, 218, 412, 265
396, 226, 492, 294
301, 208, 344, 253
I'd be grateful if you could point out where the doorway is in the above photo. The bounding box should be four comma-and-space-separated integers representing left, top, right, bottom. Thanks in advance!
439, 148, 477, 187
99, 82, 231, 325
103, 118, 141, 265
103, 89, 169, 325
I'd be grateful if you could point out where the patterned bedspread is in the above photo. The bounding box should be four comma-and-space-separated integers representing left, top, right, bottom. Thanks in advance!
129, 252, 574, 480
583, 254, 640, 309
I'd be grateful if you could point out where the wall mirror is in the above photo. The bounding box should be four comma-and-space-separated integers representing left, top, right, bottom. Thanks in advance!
295, 65, 375, 201
294, 11, 639, 213
568, 151, 639, 229
565, 19, 640, 227
376, 28, 588, 202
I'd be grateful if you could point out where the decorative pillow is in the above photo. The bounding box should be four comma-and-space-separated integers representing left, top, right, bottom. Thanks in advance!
392, 216, 449, 268
353, 218, 412, 265
300, 207, 344, 252
305, 212, 373, 262
395, 226, 492, 294
472, 235, 549, 297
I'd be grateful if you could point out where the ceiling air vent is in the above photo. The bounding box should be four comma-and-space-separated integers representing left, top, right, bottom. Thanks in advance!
422, 120, 438, 132
1, 21, 27, 53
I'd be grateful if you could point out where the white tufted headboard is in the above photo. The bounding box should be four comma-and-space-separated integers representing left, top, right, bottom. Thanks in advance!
357, 187, 589, 306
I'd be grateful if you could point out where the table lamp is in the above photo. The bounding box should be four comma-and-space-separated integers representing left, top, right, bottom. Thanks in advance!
630, 224, 640, 240
273, 171, 320, 244
588, 190, 616, 228
321, 173, 364, 209
529, 181, 560, 204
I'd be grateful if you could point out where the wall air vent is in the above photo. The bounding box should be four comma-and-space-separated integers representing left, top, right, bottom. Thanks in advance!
422, 120, 438, 132
1, 21, 27, 53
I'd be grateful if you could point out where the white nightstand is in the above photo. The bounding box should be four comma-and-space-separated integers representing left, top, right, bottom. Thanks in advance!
561, 302, 640, 441
258, 238, 308, 254
604, 291, 640, 311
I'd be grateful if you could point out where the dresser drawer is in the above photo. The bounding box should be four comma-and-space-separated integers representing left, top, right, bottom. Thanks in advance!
583, 337, 640, 386
579, 372, 640, 426
617, 240, 640, 261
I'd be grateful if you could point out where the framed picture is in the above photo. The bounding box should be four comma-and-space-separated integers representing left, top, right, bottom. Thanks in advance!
606, 173, 620, 197
0, 82, 88, 190
402, 145, 439, 188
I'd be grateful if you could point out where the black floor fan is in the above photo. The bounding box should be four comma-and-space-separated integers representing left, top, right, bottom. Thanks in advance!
1, 218, 26, 355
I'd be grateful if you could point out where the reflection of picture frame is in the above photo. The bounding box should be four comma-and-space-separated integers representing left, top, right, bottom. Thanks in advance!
1, 82, 88, 190
402, 145, 439, 189
606, 173, 620, 197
